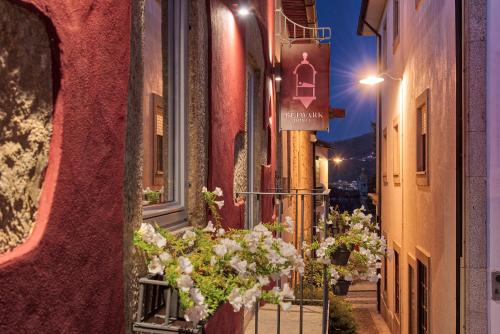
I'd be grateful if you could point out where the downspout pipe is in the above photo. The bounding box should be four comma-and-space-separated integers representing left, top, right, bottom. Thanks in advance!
362, 18, 382, 312
455, 0, 463, 332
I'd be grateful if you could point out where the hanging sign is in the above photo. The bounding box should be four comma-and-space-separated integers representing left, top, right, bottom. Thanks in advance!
280, 43, 330, 131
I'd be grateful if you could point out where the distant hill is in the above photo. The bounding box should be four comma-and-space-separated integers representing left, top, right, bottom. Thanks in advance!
328, 132, 376, 182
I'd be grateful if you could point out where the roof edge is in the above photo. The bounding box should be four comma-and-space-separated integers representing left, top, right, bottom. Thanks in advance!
357, 0, 369, 36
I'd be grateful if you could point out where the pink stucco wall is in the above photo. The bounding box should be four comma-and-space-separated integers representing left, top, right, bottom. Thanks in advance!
0, 0, 130, 332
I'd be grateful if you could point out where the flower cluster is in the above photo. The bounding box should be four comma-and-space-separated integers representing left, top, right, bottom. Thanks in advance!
308, 206, 386, 285
134, 187, 303, 326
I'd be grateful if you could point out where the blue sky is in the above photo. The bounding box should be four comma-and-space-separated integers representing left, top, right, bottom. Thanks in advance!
316, 0, 377, 142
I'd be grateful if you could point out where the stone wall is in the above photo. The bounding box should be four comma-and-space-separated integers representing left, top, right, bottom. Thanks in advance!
0, 0, 52, 253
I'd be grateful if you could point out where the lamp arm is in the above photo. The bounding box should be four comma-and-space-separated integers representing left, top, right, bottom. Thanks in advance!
380, 72, 402, 81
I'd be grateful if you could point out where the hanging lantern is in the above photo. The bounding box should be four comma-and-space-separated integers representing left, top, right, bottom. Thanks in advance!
293, 52, 317, 109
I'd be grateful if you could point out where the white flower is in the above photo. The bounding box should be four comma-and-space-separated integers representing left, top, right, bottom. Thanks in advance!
202, 186, 208, 193
184, 304, 208, 326
344, 274, 353, 282
210, 256, 217, 266
243, 284, 261, 309
178, 256, 194, 274
217, 228, 225, 237
182, 230, 196, 246
257, 276, 270, 286
280, 301, 292, 311
214, 200, 224, 209
279, 242, 297, 258
147, 256, 165, 275
159, 252, 172, 262
190, 288, 205, 305
221, 238, 242, 252
228, 288, 244, 311
138, 223, 165, 248
280, 283, 295, 300
203, 221, 216, 233
213, 187, 223, 197
230, 256, 248, 276
177, 274, 193, 292
213, 243, 228, 257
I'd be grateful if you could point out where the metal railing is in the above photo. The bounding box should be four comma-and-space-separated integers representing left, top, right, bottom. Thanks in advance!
275, 9, 331, 45
133, 189, 334, 334
236, 189, 331, 334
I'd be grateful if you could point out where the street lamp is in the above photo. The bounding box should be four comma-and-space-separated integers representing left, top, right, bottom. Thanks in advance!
332, 156, 343, 165
359, 73, 402, 85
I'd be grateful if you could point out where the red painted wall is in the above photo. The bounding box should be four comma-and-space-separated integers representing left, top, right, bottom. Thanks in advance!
206, 0, 276, 332
0, 1, 130, 333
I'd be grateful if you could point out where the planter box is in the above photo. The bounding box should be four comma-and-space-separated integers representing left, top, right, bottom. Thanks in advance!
133, 276, 205, 333
332, 279, 351, 296
330, 245, 351, 266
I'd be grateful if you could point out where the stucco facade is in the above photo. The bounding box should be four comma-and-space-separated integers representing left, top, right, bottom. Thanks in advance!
359, 0, 494, 333
0, 0, 279, 333
363, 0, 458, 333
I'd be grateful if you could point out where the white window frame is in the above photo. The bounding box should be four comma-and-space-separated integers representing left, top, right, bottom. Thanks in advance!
392, 116, 401, 185
416, 89, 430, 186
143, 0, 188, 228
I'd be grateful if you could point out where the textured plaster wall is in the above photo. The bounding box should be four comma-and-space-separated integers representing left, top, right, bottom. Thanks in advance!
124, 1, 145, 332
463, 0, 488, 333
0, 0, 52, 253
379, 0, 457, 332
0, 0, 130, 333
487, 2, 500, 332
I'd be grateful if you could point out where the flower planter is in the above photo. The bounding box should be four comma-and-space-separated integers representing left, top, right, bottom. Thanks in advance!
330, 245, 351, 266
332, 279, 351, 296
133, 276, 205, 333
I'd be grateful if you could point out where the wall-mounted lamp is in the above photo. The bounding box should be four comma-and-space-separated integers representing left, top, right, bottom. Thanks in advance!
359, 73, 402, 86
237, 6, 250, 16
232, 2, 252, 17
273, 65, 282, 82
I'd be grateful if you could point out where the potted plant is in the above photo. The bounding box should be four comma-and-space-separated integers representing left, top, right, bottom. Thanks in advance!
308, 206, 387, 296
134, 187, 305, 329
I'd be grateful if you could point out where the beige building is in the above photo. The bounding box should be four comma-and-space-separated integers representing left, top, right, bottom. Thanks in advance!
359, 0, 490, 333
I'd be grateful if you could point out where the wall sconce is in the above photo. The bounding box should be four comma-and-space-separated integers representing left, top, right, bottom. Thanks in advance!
273, 65, 282, 82
231, 2, 252, 17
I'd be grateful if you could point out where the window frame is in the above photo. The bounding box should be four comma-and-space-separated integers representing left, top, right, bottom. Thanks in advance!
392, 116, 401, 185
393, 0, 400, 52
416, 89, 430, 186
142, 0, 189, 228
416, 247, 431, 334
408, 254, 417, 334
382, 127, 388, 184
393, 241, 402, 323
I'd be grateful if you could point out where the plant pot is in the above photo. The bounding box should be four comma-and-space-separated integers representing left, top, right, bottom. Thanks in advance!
333, 279, 351, 296
331, 245, 351, 265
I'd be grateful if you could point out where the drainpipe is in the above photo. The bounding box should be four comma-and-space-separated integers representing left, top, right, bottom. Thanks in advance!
362, 18, 382, 312
455, 0, 463, 332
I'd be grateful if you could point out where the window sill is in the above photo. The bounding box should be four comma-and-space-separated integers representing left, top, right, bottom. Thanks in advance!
143, 203, 188, 229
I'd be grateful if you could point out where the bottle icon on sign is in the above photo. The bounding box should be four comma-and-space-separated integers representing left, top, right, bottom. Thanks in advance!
293, 52, 317, 109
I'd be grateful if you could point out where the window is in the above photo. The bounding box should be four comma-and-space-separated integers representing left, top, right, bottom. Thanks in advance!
416, 248, 430, 334
383, 127, 388, 184
408, 255, 417, 334
382, 19, 388, 69
416, 89, 429, 186
394, 249, 401, 316
392, 117, 400, 184
142, 0, 188, 225
393, 0, 400, 51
